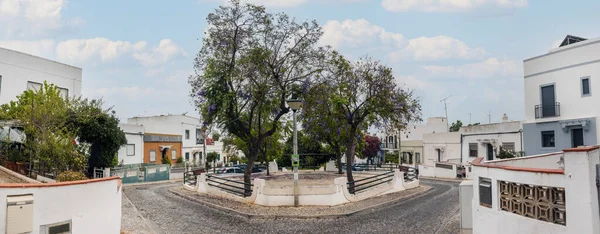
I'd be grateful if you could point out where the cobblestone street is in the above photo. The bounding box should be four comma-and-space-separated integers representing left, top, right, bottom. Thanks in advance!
123, 179, 460, 234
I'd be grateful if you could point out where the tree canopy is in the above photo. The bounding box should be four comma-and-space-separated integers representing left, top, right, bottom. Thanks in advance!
450, 120, 462, 132
189, 0, 327, 189
361, 135, 381, 164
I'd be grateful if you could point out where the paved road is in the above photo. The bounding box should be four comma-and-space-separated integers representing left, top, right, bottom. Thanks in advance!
124, 179, 460, 234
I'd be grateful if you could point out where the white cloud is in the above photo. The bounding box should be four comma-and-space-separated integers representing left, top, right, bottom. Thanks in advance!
56, 38, 147, 62
423, 57, 522, 79
321, 19, 404, 49
85, 86, 158, 100
0, 39, 55, 57
381, 0, 527, 12
395, 75, 432, 91
200, 0, 365, 8
399, 35, 485, 60
132, 39, 186, 67
0, 0, 81, 37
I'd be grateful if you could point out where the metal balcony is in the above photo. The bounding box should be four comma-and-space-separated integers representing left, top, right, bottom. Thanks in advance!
535, 102, 560, 119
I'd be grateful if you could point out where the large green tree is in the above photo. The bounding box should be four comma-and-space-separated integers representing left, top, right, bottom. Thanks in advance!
280, 131, 329, 168
307, 53, 422, 191
189, 0, 326, 190
0, 82, 81, 173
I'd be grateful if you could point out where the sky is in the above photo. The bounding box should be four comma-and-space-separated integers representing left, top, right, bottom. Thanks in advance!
1, 0, 599, 125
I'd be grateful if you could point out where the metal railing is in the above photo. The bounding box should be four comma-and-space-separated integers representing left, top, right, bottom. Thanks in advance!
535, 102, 560, 119
206, 174, 253, 197
347, 170, 395, 194
184, 171, 197, 186
341, 163, 399, 172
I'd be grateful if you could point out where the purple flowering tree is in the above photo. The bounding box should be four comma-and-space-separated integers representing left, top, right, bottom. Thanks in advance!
189, 0, 326, 191
307, 52, 422, 191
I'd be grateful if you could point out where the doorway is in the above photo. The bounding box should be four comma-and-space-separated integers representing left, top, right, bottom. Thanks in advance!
572, 128, 584, 148
487, 144, 494, 161
437, 149, 441, 162
541, 85, 556, 117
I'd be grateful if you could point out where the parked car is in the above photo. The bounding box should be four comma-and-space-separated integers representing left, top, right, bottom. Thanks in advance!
218, 167, 244, 174
352, 164, 367, 171
236, 164, 262, 173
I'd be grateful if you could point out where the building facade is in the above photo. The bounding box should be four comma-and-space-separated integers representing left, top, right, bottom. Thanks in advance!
381, 117, 448, 166
0, 47, 82, 104
116, 123, 145, 166
523, 35, 600, 156
143, 133, 183, 165
127, 115, 206, 164
461, 118, 524, 165
422, 132, 462, 165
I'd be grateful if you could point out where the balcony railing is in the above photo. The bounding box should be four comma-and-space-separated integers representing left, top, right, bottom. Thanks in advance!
535, 102, 560, 119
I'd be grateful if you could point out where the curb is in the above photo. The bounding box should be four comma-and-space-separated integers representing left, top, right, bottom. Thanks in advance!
169, 185, 433, 219
122, 179, 183, 188
420, 177, 466, 183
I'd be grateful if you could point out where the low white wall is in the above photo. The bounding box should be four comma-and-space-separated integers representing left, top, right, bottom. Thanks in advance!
434, 163, 457, 179
196, 170, 417, 206
487, 153, 563, 169
418, 165, 435, 177
472, 165, 566, 234
459, 180, 473, 231
170, 172, 184, 180
0, 177, 122, 234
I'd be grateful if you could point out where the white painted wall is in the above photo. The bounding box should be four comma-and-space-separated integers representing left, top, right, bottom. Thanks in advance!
487, 153, 563, 169
380, 117, 448, 151
461, 121, 523, 165
117, 123, 145, 165
127, 115, 211, 163
0, 178, 121, 234
524, 37, 600, 141
0, 47, 82, 105
422, 132, 461, 166
471, 148, 600, 234
434, 163, 457, 179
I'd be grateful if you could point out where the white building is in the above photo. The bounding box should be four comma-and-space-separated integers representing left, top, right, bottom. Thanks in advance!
523, 35, 599, 156
126, 115, 228, 165
0, 47, 82, 104
463, 145, 600, 234
116, 123, 145, 166
461, 115, 523, 165
422, 132, 462, 165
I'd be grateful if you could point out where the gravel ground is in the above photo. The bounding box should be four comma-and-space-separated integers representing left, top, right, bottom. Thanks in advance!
121, 193, 154, 234
123, 179, 460, 234
0, 168, 29, 183
170, 185, 431, 217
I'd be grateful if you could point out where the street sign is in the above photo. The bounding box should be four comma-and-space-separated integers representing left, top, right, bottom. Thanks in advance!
292, 154, 299, 167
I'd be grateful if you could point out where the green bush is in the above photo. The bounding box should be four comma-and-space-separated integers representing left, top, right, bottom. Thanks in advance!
57, 170, 87, 182
384, 152, 399, 164
176, 157, 183, 163
162, 155, 172, 164
497, 147, 517, 159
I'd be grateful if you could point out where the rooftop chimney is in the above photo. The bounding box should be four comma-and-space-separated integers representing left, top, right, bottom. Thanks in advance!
502, 113, 508, 122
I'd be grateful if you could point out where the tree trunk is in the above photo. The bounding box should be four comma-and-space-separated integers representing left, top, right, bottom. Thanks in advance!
345, 136, 357, 194
336, 148, 343, 174
243, 146, 259, 196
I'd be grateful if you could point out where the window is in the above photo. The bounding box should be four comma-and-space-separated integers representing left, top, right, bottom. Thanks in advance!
171, 149, 177, 160
126, 144, 135, 156
502, 142, 515, 152
469, 143, 478, 157
185, 130, 190, 139
185, 152, 190, 160
196, 128, 204, 144
42, 220, 71, 234
479, 177, 492, 208
582, 77, 591, 96
217, 153, 221, 161
415, 153, 420, 164
26, 81, 42, 91
58, 87, 68, 98
541, 131, 555, 148
150, 150, 156, 162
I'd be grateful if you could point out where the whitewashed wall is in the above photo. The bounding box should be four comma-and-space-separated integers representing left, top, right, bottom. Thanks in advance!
117, 123, 145, 165
423, 132, 461, 166
0, 47, 82, 105
471, 148, 600, 234
0, 177, 122, 234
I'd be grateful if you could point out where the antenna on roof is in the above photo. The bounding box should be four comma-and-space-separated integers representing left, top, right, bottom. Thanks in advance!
440, 95, 451, 131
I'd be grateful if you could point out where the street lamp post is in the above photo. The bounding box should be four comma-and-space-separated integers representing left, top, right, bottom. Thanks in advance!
202, 129, 208, 169
287, 99, 303, 207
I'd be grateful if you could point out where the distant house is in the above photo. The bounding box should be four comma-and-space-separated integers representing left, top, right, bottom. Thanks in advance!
382, 117, 448, 167
143, 133, 183, 165
117, 123, 144, 165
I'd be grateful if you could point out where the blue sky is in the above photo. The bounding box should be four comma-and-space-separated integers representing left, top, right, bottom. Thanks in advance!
1, 0, 599, 125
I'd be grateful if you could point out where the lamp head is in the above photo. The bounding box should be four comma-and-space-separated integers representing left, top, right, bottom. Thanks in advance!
286, 99, 303, 111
